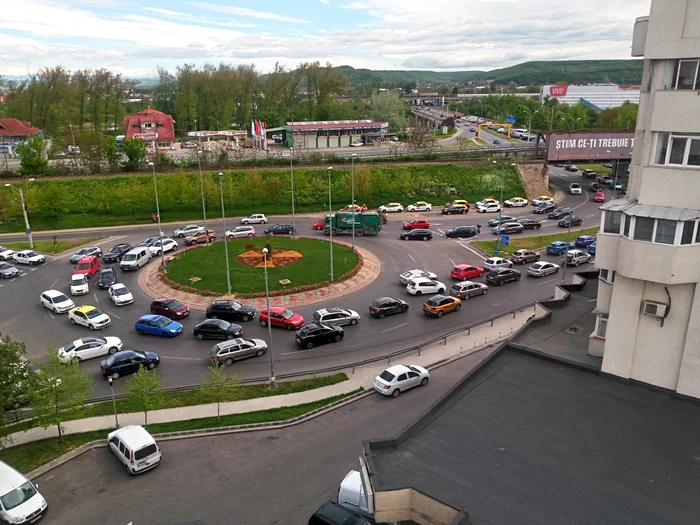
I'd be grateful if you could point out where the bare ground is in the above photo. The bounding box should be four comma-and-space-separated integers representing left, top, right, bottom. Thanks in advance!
517, 163, 550, 199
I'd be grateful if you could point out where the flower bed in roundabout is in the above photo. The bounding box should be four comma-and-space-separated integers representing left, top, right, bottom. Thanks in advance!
159, 237, 362, 298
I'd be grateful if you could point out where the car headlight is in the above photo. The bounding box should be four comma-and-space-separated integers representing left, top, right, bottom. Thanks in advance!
170, 329, 178, 333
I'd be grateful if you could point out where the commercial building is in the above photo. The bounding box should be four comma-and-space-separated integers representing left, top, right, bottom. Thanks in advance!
540, 84, 641, 110
123, 108, 176, 149
276, 120, 389, 149
590, 1, 700, 398
0, 118, 41, 157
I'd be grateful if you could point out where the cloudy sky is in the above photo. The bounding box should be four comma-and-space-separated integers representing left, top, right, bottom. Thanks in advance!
0, 0, 651, 77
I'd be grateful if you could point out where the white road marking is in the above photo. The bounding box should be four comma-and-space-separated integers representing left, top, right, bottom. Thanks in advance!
20, 273, 27, 277
52, 236, 126, 261
49, 312, 55, 319
587, 299, 597, 303
387, 243, 401, 250
381, 322, 408, 334
585, 214, 595, 218
30, 268, 37, 272
0, 284, 3, 288
449, 257, 456, 266
94, 292, 100, 304
50, 278, 59, 288
408, 254, 415, 262
106, 310, 122, 320
537, 277, 558, 286
159, 356, 202, 361
457, 241, 486, 260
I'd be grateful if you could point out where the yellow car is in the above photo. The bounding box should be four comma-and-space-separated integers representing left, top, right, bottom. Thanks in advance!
532, 195, 553, 206
504, 197, 529, 207
476, 197, 500, 207
451, 199, 471, 208
422, 294, 462, 318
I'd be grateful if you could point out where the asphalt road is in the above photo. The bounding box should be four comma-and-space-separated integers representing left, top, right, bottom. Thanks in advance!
35, 349, 492, 525
0, 166, 605, 399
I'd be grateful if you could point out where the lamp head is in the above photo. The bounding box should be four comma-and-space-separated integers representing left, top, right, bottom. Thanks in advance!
218, 172, 223, 177
28, 178, 35, 182
198, 150, 203, 155
108, 376, 113, 386
262, 248, 268, 255
4, 183, 10, 187
147, 161, 154, 166
327, 166, 333, 171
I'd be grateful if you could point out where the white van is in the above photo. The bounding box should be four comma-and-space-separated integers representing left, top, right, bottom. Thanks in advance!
119, 247, 151, 272
337, 470, 370, 518
0, 460, 48, 524
107, 425, 161, 475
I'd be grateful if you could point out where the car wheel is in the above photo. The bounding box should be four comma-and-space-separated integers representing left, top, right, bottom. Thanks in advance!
516, 275, 521, 281
421, 377, 429, 386
108, 347, 118, 354
195, 333, 204, 340
228, 235, 234, 240
555, 267, 560, 273
437, 311, 443, 318
70, 317, 76, 324
438, 287, 445, 293
161, 331, 169, 337
136, 328, 144, 335
377, 312, 386, 319
286, 324, 293, 330
455, 304, 461, 311
260, 319, 267, 327
243, 220, 249, 225
392, 389, 401, 398
146, 362, 156, 370
499, 281, 504, 286
89, 324, 95, 330
415, 290, 422, 296
241, 315, 250, 322
575, 261, 580, 267
306, 341, 314, 349
225, 358, 234, 366
111, 372, 120, 380
536, 225, 541, 229
247, 233, 254, 238
350, 319, 357, 325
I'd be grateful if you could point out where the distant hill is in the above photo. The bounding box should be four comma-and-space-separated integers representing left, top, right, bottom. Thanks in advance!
333, 66, 483, 86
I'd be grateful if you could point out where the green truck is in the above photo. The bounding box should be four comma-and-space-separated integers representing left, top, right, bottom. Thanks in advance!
324, 212, 383, 236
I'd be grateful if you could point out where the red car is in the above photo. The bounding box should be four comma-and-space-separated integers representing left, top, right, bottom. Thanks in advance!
594, 191, 606, 203
450, 265, 485, 280
403, 218, 431, 230
259, 307, 304, 330
73, 255, 101, 278
149, 297, 190, 319
312, 220, 325, 230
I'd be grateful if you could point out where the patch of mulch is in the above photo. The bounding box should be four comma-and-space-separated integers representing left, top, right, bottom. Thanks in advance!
237, 248, 303, 268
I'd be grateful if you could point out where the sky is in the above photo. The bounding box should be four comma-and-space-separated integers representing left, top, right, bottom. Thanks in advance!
0, 0, 652, 78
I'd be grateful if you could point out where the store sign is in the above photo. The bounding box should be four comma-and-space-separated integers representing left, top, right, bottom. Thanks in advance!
549, 85, 569, 97
547, 132, 635, 161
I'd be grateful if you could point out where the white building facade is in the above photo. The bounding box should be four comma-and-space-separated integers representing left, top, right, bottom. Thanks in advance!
540, 84, 641, 110
590, 0, 700, 399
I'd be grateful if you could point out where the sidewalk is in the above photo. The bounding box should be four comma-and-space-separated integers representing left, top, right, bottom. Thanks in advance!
5, 303, 544, 447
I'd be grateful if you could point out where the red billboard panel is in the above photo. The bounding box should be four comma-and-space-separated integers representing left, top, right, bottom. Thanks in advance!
549, 85, 569, 97
547, 132, 635, 161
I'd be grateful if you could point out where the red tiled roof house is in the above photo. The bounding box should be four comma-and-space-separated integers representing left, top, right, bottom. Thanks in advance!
0, 118, 41, 157
123, 108, 176, 150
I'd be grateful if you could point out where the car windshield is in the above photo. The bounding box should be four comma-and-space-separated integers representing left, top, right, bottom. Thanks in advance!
281, 309, 295, 319
86, 309, 104, 319
122, 254, 135, 261
0, 263, 9, 270
379, 370, 395, 382
54, 294, 70, 303
76, 262, 91, 270
156, 317, 172, 327
71, 275, 87, 284
114, 287, 129, 296
218, 320, 231, 329
0, 481, 38, 511
101, 270, 114, 278
62, 341, 77, 352
230, 301, 242, 310
426, 298, 441, 306
165, 300, 182, 309
25, 251, 40, 257
105, 354, 117, 365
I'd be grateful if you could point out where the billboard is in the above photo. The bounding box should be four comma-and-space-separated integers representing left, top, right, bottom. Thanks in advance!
547, 131, 635, 161
549, 85, 569, 97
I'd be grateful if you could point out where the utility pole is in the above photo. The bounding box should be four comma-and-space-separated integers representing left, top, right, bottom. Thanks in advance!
327, 166, 334, 282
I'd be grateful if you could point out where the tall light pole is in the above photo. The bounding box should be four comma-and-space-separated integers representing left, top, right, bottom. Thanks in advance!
218, 172, 232, 295
290, 147, 296, 238
262, 248, 275, 385
561, 214, 574, 285
108, 376, 119, 428
351, 153, 357, 253
197, 150, 209, 245
148, 162, 166, 273
327, 166, 334, 282
4, 179, 35, 249
69, 124, 76, 149
493, 162, 516, 252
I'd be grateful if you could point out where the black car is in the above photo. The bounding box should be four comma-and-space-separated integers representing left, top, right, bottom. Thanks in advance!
206, 299, 256, 322
565, 165, 579, 172
589, 182, 602, 192
369, 297, 409, 318
309, 501, 373, 525
441, 204, 468, 215
137, 236, 160, 248
193, 319, 243, 340
518, 218, 542, 230
486, 268, 521, 286
533, 202, 557, 214
103, 243, 132, 263
559, 215, 583, 227
264, 224, 295, 235
445, 225, 479, 238
295, 323, 344, 349
101, 350, 159, 380
97, 267, 118, 289
400, 229, 432, 241
548, 207, 572, 220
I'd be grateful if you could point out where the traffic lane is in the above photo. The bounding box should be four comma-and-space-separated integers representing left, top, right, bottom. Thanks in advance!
36, 349, 495, 525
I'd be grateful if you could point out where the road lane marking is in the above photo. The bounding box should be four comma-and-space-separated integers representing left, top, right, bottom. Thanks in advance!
49, 312, 55, 319
50, 278, 59, 288
106, 310, 122, 320
537, 277, 558, 286
30, 268, 37, 272
449, 257, 456, 266
52, 236, 126, 261
381, 322, 408, 334
94, 292, 100, 304
0, 284, 3, 288
456, 241, 486, 260
587, 299, 597, 303
20, 273, 27, 277
408, 254, 415, 262
585, 214, 595, 218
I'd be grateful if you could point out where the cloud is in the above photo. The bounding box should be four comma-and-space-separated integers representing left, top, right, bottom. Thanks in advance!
187, 2, 310, 24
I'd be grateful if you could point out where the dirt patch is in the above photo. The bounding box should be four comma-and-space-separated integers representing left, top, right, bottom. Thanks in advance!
237, 248, 303, 268
517, 163, 551, 200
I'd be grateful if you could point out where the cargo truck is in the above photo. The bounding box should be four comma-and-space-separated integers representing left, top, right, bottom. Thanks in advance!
324, 212, 382, 236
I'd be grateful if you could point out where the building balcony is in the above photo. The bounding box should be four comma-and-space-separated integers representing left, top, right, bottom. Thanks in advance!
650, 91, 700, 134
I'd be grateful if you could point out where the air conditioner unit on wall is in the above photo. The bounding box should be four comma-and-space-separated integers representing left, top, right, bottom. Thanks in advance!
643, 301, 667, 318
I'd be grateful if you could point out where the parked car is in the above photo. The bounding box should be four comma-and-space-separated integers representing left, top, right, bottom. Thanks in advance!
449, 281, 488, 299
40, 289, 75, 313
527, 261, 560, 277
313, 307, 361, 326
511, 249, 540, 265
295, 323, 344, 349
226, 226, 256, 239
487, 215, 515, 227
0, 246, 15, 260
149, 238, 178, 256
57, 336, 123, 363
575, 235, 597, 248
406, 201, 432, 212
206, 299, 256, 322
559, 215, 583, 227
492, 222, 524, 235
503, 197, 528, 207
377, 202, 404, 213
477, 202, 501, 213
569, 183, 583, 195
400, 229, 432, 241
264, 224, 295, 235
173, 224, 205, 238
446, 199, 470, 209
531, 195, 553, 206
589, 182, 602, 192
450, 264, 484, 280
486, 268, 521, 286
135, 314, 183, 337
69, 305, 111, 329
441, 204, 468, 215
97, 267, 118, 289
403, 218, 430, 230
565, 164, 579, 172
0, 262, 19, 279
210, 338, 267, 365
565, 249, 591, 266
546, 240, 575, 255
518, 218, 542, 230
259, 307, 304, 330
241, 214, 267, 224
373, 364, 429, 398
445, 225, 479, 238
594, 191, 606, 203
108, 283, 134, 305
548, 207, 572, 220
533, 202, 557, 214
588, 242, 597, 254
14, 250, 45, 265
103, 243, 133, 263
185, 229, 216, 246
581, 169, 596, 179
369, 297, 409, 318
398, 269, 438, 285
422, 295, 462, 318
68, 273, 89, 295
101, 350, 159, 379
69, 246, 102, 264
483, 257, 512, 271
149, 298, 190, 320
193, 319, 242, 340
350, 141, 364, 147
339, 204, 367, 213
406, 277, 446, 296
107, 425, 161, 475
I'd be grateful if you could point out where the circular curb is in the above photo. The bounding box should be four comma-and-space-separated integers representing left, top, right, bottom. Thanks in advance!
138, 237, 381, 310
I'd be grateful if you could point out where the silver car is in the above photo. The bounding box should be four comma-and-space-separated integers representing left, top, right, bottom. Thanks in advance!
398, 269, 438, 285
173, 224, 205, 238
226, 226, 256, 239
449, 281, 488, 299
313, 307, 361, 326
69, 246, 102, 264
0, 262, 19, 279
210, 338, 267, 366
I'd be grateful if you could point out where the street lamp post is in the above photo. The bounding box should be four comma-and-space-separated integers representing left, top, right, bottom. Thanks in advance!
197, 151, 210, 245
561, 215, 574, 285
147, 162, 166, 273
493, 162, 516, 252
327, 166, 334, 282
290, 147, 296, 238
4, 179, 35, 249
69, 124, 76, 149
351, 153, 357, 253
262, 248, 275, 385
108, 376, 119, 428
218, 172, 232, 295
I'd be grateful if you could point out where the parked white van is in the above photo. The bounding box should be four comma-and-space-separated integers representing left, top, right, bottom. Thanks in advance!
337, 470, 370, 518
0, 459, 48, 524
107, 425, 161, 474
119, 247, 151, 272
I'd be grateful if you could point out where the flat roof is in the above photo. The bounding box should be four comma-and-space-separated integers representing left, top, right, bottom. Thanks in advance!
285, 120, 388, 131
364, 348, 700, 525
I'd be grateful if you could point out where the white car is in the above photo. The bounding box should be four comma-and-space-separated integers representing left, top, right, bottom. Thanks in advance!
477, 203, 502, 213
40, 289, 75, 313
0, 246, 15, 260
531, 196, 553, 206
108, 283, 134, 306
406, 202, 432, 212
350, 141, 364, 147
68, 305, 111, 330
476, 198, 500, 208
377, 203, 404, 213
398, 269, 438, 285
313, 307, 361, 326
241, 214, 267, 224
149, 238, 178, 256
14, 250, 46, 265
406, 277, 446, 296
69, 274, 90, 295
565, 249, 592, 267
69, 246, 102, 264
57, 336, 123, 363
173, 224, 205, 238
527, 261, 560, 277
226, 226, 256, 239
483, 257, 513, 271
374, 364, 430, 397
569, 183, 583, 195
503, 197, 529, 207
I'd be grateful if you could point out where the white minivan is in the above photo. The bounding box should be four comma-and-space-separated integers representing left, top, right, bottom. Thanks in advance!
107, 425, 161, 475
337, 470, 371, 518
0, 460, 48, 524
119, 247, 151, 272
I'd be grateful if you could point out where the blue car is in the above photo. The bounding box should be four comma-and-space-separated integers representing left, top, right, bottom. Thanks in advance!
135, 314, 183, 337
546, 241, 575, 255
588, 242, 597, 254
575, 235, 596, 248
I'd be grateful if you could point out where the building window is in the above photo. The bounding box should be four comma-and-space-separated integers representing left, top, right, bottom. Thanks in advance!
599, 269, 615, 284
595, 314, 608, 339
681, 221, 695, 245
623, 214, 632, 237
654, 219, 677, 244
667, 59, 700, 90
654, 132, 700, 167
633, 217, 654, 241
603, 211, 622, 234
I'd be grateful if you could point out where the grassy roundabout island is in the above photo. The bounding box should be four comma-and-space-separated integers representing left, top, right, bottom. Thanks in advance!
163, 237, 360, 297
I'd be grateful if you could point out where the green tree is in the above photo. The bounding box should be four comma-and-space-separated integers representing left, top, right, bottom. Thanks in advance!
116, 180, 145, 217
241, 170, 265, 210
612, 103, 638, 130
124, 365, 164, 426
0, 333, 32, 435
198, 361, 239, 423
369, 91, 409, 132
263, 177, 282, 210
163, 171, 196, 214
34, 181, 69, 219
17, 135, 49, 177
30, 348, 93, 441
121, 139, 147, 172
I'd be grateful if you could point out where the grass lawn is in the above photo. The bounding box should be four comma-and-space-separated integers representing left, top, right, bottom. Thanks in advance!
472, 226, 600, 256
0, 237, 106, 254
430, 127, 458, 138
166, 237, 359, 294
576, 163, 612, 174
0, 389, 361, 473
